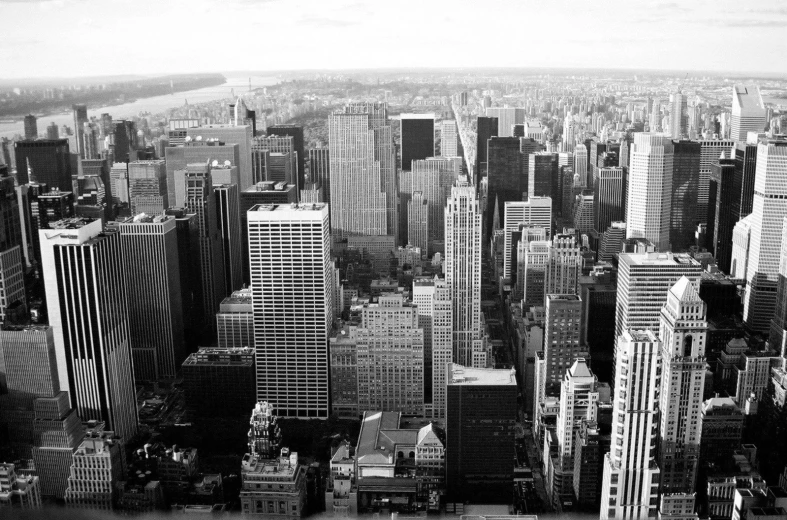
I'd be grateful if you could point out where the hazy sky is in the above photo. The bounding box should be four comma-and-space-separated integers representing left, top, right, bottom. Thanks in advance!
2, 0, 787, 79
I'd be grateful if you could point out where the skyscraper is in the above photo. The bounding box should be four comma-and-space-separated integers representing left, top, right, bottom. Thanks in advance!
542, 294, 587, 392
308, 147, 330, 203
743, 138, 787, 333
503, 198, 552, 281
328, 102, 397, 242
615, 252, 702, 340
247, 203, 333, 418
545, 233, 582, 296
72, 105, 88, 158
485, 107, 526, 137
251, 135, 298, 188
14, 139, 72, 191
408, 191, 428, 253
39, 218, 137, 440
735, 136, 759, 217
0, 176, 24, 321
487, 137, 526, 240
670, 91, 687, 138
771, 219, 787, 356
626, 134, 674, 251
670, 140, 701, 251
440, 119, 458, 157
600, 330, 661, 520
24, 114, 38, 140
574, 144, 589, 188
185, 124, 253, 190
521, 240, 550, 308
410, 157, 460, 255
528, 152, 559, 202
216, 288, 254, 350
412, 276, 453, 420
697, 138, 736, 226
445, 180, 485, 368
474, 116, 498, 187
118, 214, 184, 381
593, 167, 626, 234
731, 86, 766, 141
708, 153, 738, 273
128, 160, 168, 215
267, 124, 306, 190
400, 113, 435, 171
658, 277, 707, 494
183, 163, 227, 332
214, 183, 243, 293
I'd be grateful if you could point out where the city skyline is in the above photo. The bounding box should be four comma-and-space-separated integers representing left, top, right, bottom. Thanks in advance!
2, 0, 787, 79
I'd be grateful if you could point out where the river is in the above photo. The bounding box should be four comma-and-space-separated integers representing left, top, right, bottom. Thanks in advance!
0, 75, 281, 139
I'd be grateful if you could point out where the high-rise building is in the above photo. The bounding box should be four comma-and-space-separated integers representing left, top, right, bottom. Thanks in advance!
31, 392, 84, 499
735, 136, 759, 218
328, 102, 397, 242
615, 252, 702, 340
400, 113, 435, 171
251, 135, 298, 188
64, 430, 124, 511
109, 163, 129, 205
412, 277, 452, 421
485, 107, 526, 137
521, 240, 550, 308
593, 167, 626, 234
45, 122, 58, 140
697, 139, 736, 226
14, 139, 72, 191
770, 218, 787, 356
24, 114, 38, 140
410, 157, 460, 255
658, 277, 707, 494
267, 125, 305, 190
164, 208, 204, 350
440, 119, 459, 157
474, 116, 498, 187
166, 141, 240, 206
127, 160, 168, 215
0, 176, 24, 321
529, 152, 559, 212
183, 163, 227, 332
626, 134, 674, 251
445, 180, 485, 368
39, 218, 137, 440
216, 288, 254, 349
112, 119, 137, 163
308, 147, 330, 203
0, 463, 41, 509
503, 198, 552, 281
545, 233, 581, 296
408, 191, 428, 253
487, 137, 526, 240
731, 86, 766, 141
743, 138, 787, 333
185, 125, 253, 190
670, 91, 687, 138
182, 346, 256, 420
542, 294, 588, 396
213, 183, 243, 292
600, 330, 661, 520
446, 363, 517, 504
248, 203, 332, 418
118, 214, 184, 381
670, 140, 701, 251
708, 153, 738, 273
72, 105, 88, 158
699, 396, 744, 463
573, 192, 594, 234
574, 144, 589, 187
330, 294, 425, 417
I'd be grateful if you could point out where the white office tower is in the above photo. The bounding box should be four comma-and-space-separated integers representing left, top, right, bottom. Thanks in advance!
39, 218, 137, 441
574, 144, 588, 187
440, 119, 459, 157
615, 252, 702, 339
744, 138, 787, 332
600, 330, 662, 520
328, 102, 397, 242
658, 277, 708, 495
248, 203, 333, 418
626, 134, 674, 251
411, 157, 461, 256
556, 359, 598, 498
445, 179, 485, 368
412, 277, 453, 420
503, 198, 552, 280
408, 191, 429, 254
545, 233, 582, 296
563, 118, 577, 153
731, 86, 766, 142
651, 100, 661, 132
486, 107, 525, 137
670, 92, 687, 138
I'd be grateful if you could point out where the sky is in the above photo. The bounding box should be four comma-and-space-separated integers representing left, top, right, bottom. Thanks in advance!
2, 0, 787, 79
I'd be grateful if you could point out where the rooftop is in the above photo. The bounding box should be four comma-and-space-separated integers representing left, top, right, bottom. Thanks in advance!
621, 251, 700, 267
447, 363, 516, 386
249, 202, 327, 212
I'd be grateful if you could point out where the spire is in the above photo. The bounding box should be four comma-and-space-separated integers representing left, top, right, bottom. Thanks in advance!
492, 195, 501, 233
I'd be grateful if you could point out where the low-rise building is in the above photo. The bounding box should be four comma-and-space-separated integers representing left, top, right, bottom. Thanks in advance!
240, 448, 306, 516
64, 429, 124, 510
0, 463, 42, 509
324, 441, 357, 516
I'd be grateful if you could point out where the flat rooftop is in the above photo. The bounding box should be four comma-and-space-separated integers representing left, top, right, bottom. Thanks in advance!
447, 363, 516, 386
249, 202, 327, 212
620, 252, 700, 267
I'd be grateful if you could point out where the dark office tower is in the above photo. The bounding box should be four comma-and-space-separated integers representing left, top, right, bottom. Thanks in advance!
72, 105, 88, 158
708, 154, 737, 273
267, 125, 305, 191
400, 114, 435, 171
39, 219, 137, 441
112, 120, 137, 163
24, 114, 38, 140
1, 177, 25, 321
735, 139, 758, 217
512, 124, 525, 138
593, 167, 626, 234
164, 208, 204, 351
486, 137, 526, 241
308, 148, 330, 203
251, 135, 298, 188
475, 116, 498, 188
127, 160, 168, 215
45, 123, 58, 140
446, 363, 517, 504
670, 91, 688, 138
590, 140, 607, 172
182, 346, 256, 420
520, 136, 543, 184
31, 392, 83, 499
214, 184, 243, 293
670, 140, 701, 251
183, 164, 226, 334
14, 139, 72, 190
528, 152, 559, 213
118, 214, 184, 382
